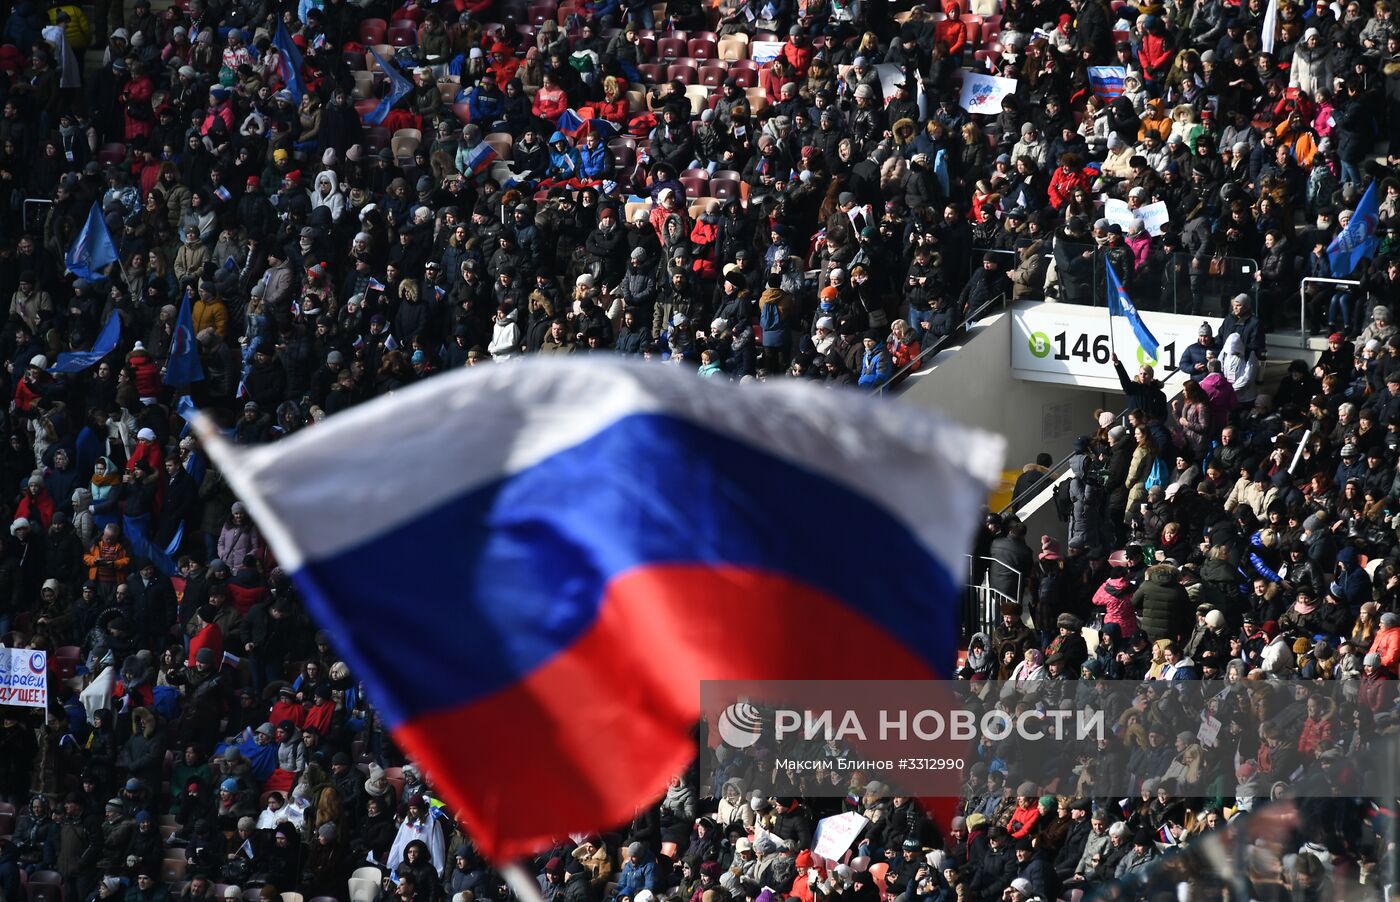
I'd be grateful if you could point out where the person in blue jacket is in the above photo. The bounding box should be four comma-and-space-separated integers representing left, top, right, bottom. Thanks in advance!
547, 132, 581, 183
857, 330, 892, 388
608, 843, 655, 901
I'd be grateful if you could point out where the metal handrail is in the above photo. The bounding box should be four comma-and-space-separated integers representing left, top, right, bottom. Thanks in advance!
874, 293, 1007, 397
1298, 276, 1362, 342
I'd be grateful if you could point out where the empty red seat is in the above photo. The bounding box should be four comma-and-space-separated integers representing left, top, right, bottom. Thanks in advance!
680, 176, 708, 198
387, 26, 416, 46
688, 37, 717, 59
667, 64, 698, 84
363, 127, 392, 150
710, 177, 740, 200
358, 18, 388, 43
729, 67, 757, 88
657, 36, 686, 59
700, 66, 727, 86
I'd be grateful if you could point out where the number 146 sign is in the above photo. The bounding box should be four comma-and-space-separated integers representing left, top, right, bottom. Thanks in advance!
1011, 302, 1219, 391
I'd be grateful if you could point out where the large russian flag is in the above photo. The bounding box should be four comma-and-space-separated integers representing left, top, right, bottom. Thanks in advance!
196, 360, 1002, 859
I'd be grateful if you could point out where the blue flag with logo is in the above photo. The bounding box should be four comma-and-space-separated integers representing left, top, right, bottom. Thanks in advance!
364, 49, 415, 126
65, 203, 118, 280
273, 21, 304, 104
1106, 262, 1159, 360
50, 312, 121, 374
1328, 179, 1380, 276
164, 290, 205, 385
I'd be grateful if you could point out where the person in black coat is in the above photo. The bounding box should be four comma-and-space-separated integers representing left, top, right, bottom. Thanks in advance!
156, 457, 199, 551
125, 560, 176, 653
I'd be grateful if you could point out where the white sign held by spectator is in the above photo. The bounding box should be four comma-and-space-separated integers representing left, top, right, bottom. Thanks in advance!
1103, 199, 1169, 237
750, 41, 785, 64
959, 73, 1017, 114
0, 647, 48, 708
812, 812, 869, 861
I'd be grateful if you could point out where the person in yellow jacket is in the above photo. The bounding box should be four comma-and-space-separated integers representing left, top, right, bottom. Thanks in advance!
191, 281, 230, 339
46, 5, 92, 51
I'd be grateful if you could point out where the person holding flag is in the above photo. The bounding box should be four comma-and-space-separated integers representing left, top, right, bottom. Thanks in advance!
1329, 178, 1380, 277
66, 202, 119, 281
1107, 261, 1170, 426
165, 288, 206, 388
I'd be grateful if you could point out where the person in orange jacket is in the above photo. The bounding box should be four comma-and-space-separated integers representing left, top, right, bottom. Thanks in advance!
84, 522, 132, 591
1369, 611, 1400, 672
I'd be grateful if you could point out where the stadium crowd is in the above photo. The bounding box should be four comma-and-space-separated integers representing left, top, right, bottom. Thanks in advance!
0, 0, 1399, 897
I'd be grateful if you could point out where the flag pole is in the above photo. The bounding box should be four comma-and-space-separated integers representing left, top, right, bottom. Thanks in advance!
1105, 262, 1117, 362
501, 862, 548, 902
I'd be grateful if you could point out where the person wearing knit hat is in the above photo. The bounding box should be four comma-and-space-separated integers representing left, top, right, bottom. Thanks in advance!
1039, 536, 1062, 560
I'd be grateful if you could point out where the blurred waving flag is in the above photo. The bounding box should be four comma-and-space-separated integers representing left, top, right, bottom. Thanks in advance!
164, 289, 205, 386
1087, 66, 1126, 101
1329, 179, 1379, 276
273, 22, 305, 103
66, 203, 118, 280
196, 360, 1002, 859
365, 50, 414, 126
558, 108, 618, 140
51, 312, 121, 374
459, 140, 498, 177
1107, 261, 1159, 360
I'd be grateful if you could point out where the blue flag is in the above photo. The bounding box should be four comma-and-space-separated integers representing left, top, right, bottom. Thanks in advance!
364, 49, 415, 126
273, 22, 305, 103
1329, 179, 1379, 276
50, 313, 121, 374
1106, 261, 1159, 360
65, 203, 118, 280
164, 290, 205, 385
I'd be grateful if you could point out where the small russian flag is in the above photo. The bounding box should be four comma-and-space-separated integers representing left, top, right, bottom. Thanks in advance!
461, 141, 498, 177
1088, 66, 1126, 101
214, 185, 232, 202
367, 277, 386, 292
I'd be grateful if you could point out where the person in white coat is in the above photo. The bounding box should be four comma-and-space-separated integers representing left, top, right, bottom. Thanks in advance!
311, 171, 346, 222
1220, 333, 1258, 404
1290, 29, 1334, 98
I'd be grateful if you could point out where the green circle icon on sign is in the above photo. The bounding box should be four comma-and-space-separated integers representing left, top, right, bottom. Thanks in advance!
1136, 345, 1158, 367
1029, 332, 1051, 358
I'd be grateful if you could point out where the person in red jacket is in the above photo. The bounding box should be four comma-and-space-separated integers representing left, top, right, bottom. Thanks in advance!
13, 355, 54, 414
934, 0, 968, 60
1137, 15, 1174, 84
15, 474, 55, 529
1006, 782, 1042, 837
128, 428, 164, 474
186, 603, 224, 667
532, 71, 569, 121
780, 27, 813, 77
126, 343, 162, 400
268, 685, 307, 729
1048, 153, 1091, 209
488, 42, 520, 86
